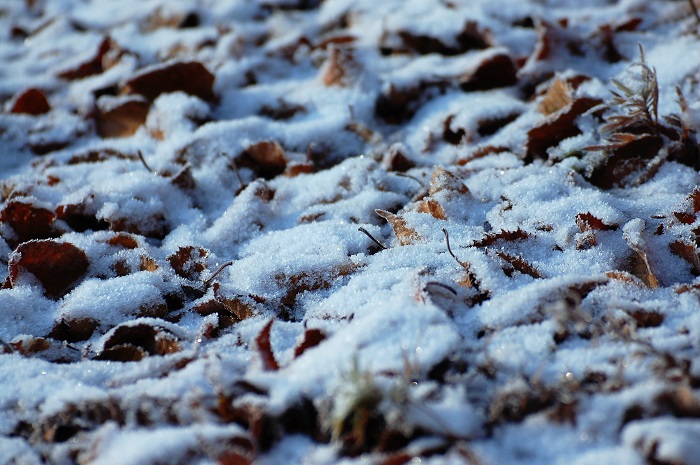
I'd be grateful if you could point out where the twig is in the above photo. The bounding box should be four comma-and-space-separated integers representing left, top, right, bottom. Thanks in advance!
442, 228, 467, 268
204, 260, 234, 288
358, 227, 387, 250
137, 150, 155, 173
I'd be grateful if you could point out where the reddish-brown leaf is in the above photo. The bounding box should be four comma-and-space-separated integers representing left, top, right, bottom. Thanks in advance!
670, 240, 700, 275
1, 201, 57, 243
168, 246, 208, 279
58, 37, 113, 80
106, 233, 139, 249
8, 240, 89, 298
673, 212, 696, 225
294, 328, 327, 358
321, 45, 356, 86
459, 53, 518, 91
494, 251, 543, 278
48, 318, 98, 342
471, 228, 530, 248
96, 323, 180, 361
96, 98, 150, 138
10, 88, 51, 115
240, 141, 288, 179
416, 198, 446, 220
537, 78, 571, 115
526, 97, 602, 161
429, 167, 469, 195
122, 61, 216, 102
256, 319, 279, 371
576, 212, 619, 232
376, 209, 420, 245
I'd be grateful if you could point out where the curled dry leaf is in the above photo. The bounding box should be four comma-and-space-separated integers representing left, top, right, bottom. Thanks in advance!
417, 198, 446, 220
240, 140, 288, 179
96, 97, 150, 138
537, 78, 572, 115
96, 323, 180, 362
256, 319, 279, 371
576, 212, 619, 232
429, 167, 469, 196
459, 53, 518, 92
276, 263, 361, 306
669, 240, 700, 276
122, 61, 216, 102
526, 96, 602, 161
10, 88, 51, 115
1, 200, 57, 244
8, 240, 89, 299
168, 246, 208, 280
471, 228, 529, 248
493, 250, 543, 278
106, 233, 139, 249
294, 328, 327, 358
58, 37, 114, 80
375, 209, 420, 245
321, 45, 356, 86
622, 244, 659, 288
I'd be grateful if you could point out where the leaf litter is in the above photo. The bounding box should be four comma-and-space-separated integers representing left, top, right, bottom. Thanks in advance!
2, 1, 700, 464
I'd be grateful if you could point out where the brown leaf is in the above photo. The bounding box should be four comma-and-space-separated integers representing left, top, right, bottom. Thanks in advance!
8, 240, 89, 299
429, 167, 469, 195
471, 228, 530, 248
459, 53, 518, 92
493, 251, 543, 278
96, 97, 150, 138
240, 141, 288, 179
670, 240, 700, 275
96, 323, 180, 361
58, 37, 114, 80
526, 97, 602, 161
1, 201, 57, 244
537, 78, 572, 115
108, 212, 169, 239
143, 6, 200, 31
294, 328, 327, 358
55, 203, 109, 233
477, 113, 520, 137
576, 212, 619, 232
321, 45, 356, 86
623, 248, 659, 289
48, 318, 98, 342
168, 246, 208, 280
122, 61, 216, 102
10, 88, 51, 115
106, 233, 139, 249
140, 255, 159, 272
276, 263, 360, 306
375, 209, 420, 245
417, 198, 446, 220
625, 309, 664, 328
212, 284, 261, 322
256, 319, 279, 371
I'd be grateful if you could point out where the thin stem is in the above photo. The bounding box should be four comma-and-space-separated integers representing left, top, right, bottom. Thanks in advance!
358, 227, 387, 250
204, 260, 234, 288
442, 228, 466, 268
137, 150, 154, 173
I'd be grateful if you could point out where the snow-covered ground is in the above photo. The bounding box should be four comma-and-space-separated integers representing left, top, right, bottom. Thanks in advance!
2, 1, 700, 464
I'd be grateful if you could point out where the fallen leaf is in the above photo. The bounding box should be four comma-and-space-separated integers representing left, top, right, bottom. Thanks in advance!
526, 97, 602, 161
240, 140, 288, 179
8, 240, 89, 298
48, 318, 98, 342
96, 323, 180, 361
670, 240, 700, 275
375, 209, 420, 245
276, 263, 360, 306
459, 53, 518, 91
1, 200, 57, 244
429, 167, 469, 195
96, 97, 150, 138
537, 78, 572, 115
122, 61, 216, 102
471, 228, 529, 248
576, 212, 619, 232
321, 45, 356, 86
294, 328, 327, 357
58, 37, 114, 80
140, 255, 159, 272
10, 88, 51, 115
493, 250, 543, 278
256, 319, 279, 371
417, 198, 446, 220
168, 246, 208, 280
106, 233, 139, 249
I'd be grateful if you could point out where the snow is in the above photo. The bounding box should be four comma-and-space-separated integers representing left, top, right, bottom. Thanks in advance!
2, 0, 700, 464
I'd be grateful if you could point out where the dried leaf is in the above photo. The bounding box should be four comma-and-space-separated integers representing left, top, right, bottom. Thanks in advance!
375, 209, 420, 245
106, 233, 139, 249
256, 319, 279, 371
140, 255, 159, 272
417, 198, 446, 220
240, 141, 288, 179
321, 45, 356, 86
576, 212, 619, 232
58, 37, 113, 80
10, 88, 51, 115
429, 167, 469, 195
55, 203, 108, 233
168, 246, 208, 280
48, 318, 98, 342
8, 240, 89, 299
459, 53, 518, 91
276, 263, 360, 306
1, 201, 57, 244
96, 323, 180, 361
471, 228, 529, 248
670, 240, 700, 275
537, 78, 572, 115
294, 328, 327, 357
625, 309, 664, 328
526, 97, 602, 161
122, 61, 216, 102
477, 113, 520, 137
96, 97, 150, 138
493, 251, 543, 278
